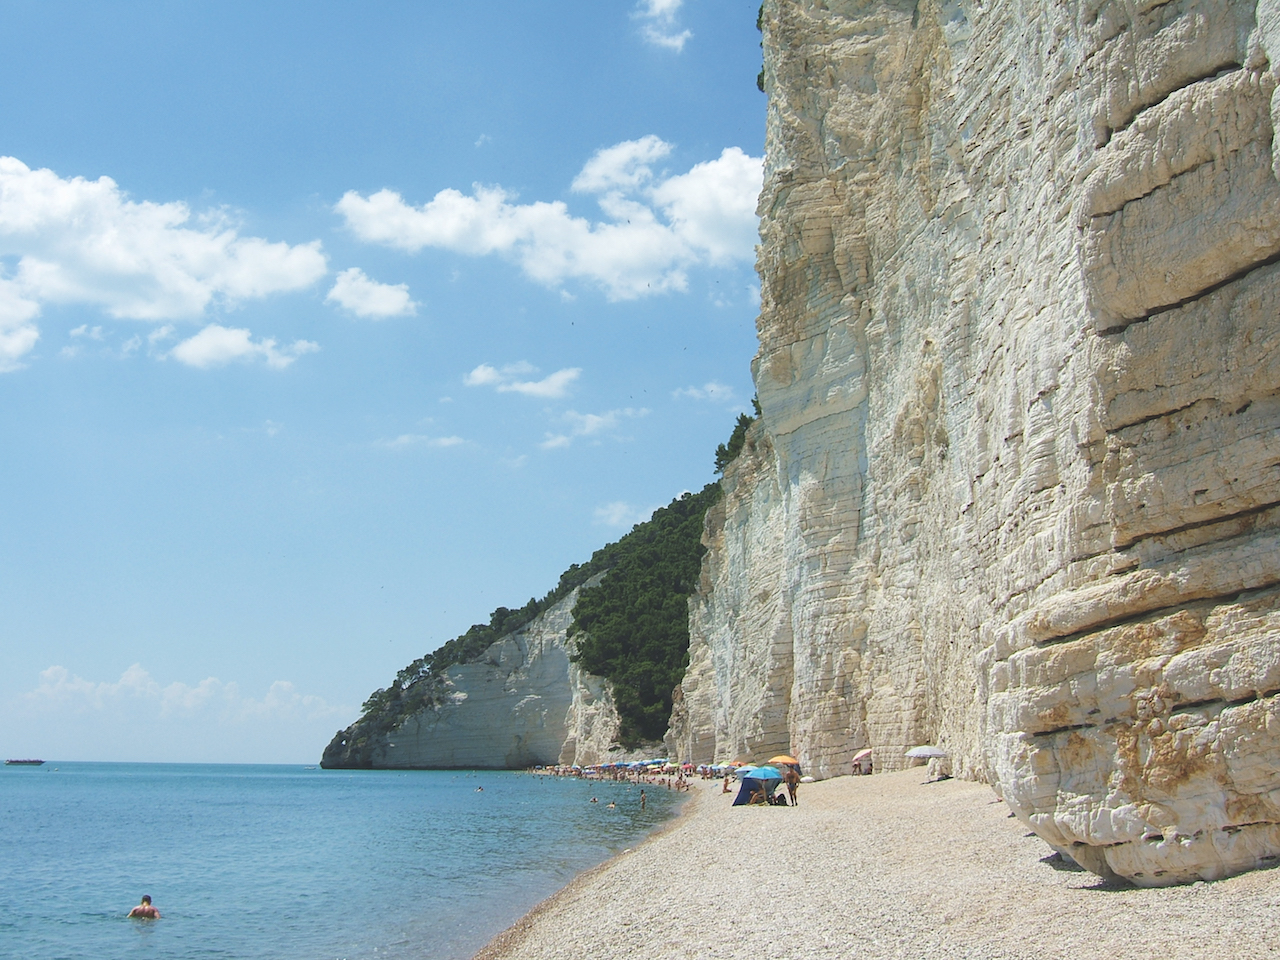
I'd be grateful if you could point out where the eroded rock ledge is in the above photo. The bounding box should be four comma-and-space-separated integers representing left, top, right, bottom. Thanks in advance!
668, 0, 1280, 886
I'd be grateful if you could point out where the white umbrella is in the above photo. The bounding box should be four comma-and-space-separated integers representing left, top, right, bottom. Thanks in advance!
905, 745, 948, 759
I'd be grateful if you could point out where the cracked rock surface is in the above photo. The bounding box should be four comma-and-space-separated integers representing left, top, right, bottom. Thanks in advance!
669, 0, 1280, 885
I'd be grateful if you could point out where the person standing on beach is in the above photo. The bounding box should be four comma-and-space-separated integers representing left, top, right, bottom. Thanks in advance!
784, 768, 800, 806
128, 895, 160, 919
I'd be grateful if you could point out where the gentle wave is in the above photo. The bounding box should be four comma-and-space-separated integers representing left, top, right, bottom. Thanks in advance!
0, 762, 685, 960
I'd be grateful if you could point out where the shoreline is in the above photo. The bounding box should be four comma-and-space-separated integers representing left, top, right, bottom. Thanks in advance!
473, 769, 1280, 960
474, 782, 702, 960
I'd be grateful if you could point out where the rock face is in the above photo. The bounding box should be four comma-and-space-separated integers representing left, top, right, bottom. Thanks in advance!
343, 581, 644, 769
669, 0, 1280, 885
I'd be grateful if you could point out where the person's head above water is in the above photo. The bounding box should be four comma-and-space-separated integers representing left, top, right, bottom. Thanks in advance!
140, 896, 151, 905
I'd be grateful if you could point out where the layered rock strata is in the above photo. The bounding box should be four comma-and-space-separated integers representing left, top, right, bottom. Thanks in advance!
669, 0, 1280, 885
335, 581, 642, 769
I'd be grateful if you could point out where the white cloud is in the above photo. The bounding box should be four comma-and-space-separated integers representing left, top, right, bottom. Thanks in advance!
571, 135, 671, 194
651, 150, 763, 264
336, 138, 761, 301
25, 664, 345, 724
170, 323, 319, 369
594, 500, 657, 527
325, 267, 417, 318
541, 406, 648, 449
60, 325, 152, 360
0, 156, 329, 371
642, 25, 692, 50
465, 361, 581, 399
11, 663, 350, 763
0, 157, 327, 317
635, 0, 692, 51
640, 0, 683, 15
0, 277, 41, 371
673, 380, 739, 404
564, 409, 622, 436
463, 362, 508, 387
506, 369, 581, 398
375, 434, 465, 449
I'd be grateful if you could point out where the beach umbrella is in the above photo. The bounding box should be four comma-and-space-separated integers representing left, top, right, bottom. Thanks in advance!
905, 745, 948, 759
851, 748, 873, 762
746, 765, 784, 781
768, 755, 799, 765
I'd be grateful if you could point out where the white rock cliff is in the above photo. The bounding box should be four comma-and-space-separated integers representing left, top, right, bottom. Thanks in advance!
669, 0, 1280, 886
359, 581, 642, 769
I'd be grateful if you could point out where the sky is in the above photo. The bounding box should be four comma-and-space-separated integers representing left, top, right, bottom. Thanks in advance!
0, 1, 767, 763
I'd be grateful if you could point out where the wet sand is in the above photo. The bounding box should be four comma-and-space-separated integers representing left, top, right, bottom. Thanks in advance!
475, 769, 1280, 960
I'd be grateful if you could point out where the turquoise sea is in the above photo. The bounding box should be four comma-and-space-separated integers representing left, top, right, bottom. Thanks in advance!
0, 762, 684, 960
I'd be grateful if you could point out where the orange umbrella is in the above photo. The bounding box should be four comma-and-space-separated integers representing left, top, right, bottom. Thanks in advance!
769, 754, 799, 765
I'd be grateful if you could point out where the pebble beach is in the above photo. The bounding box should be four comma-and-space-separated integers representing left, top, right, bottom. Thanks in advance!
476, 769, 1280, 960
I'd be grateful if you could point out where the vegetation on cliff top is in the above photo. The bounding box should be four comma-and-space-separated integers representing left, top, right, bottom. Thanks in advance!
324, 409, 757, 766
756, 4, 765, 92
715, 396, 759, 474
569, 483, 719, 746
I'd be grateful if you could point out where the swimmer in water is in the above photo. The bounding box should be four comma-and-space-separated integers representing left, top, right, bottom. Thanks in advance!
127, 895, 160, 920
606, 801, 616, 809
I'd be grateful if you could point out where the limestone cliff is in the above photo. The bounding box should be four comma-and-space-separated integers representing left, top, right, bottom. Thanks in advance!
670, 0, 1280, 886
323, 580, 648, 769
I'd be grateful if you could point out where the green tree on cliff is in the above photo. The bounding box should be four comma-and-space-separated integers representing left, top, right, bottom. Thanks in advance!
569, 484, 720, 745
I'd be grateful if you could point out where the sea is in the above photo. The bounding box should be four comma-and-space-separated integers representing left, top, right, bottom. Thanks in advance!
0, 762, 685, 960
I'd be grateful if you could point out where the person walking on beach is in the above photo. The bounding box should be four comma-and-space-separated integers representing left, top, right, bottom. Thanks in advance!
128, 895, 160, 920
784, 768, 800, 806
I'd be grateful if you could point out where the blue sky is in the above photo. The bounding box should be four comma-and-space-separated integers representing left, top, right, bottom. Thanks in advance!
0, 1, 766, 762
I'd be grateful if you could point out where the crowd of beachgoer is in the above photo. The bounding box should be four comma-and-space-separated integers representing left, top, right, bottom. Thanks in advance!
530, 762, 694, 792
529, 759, 814, 807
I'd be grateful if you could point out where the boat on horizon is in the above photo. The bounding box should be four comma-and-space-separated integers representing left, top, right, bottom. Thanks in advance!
5, 759, 45, 766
